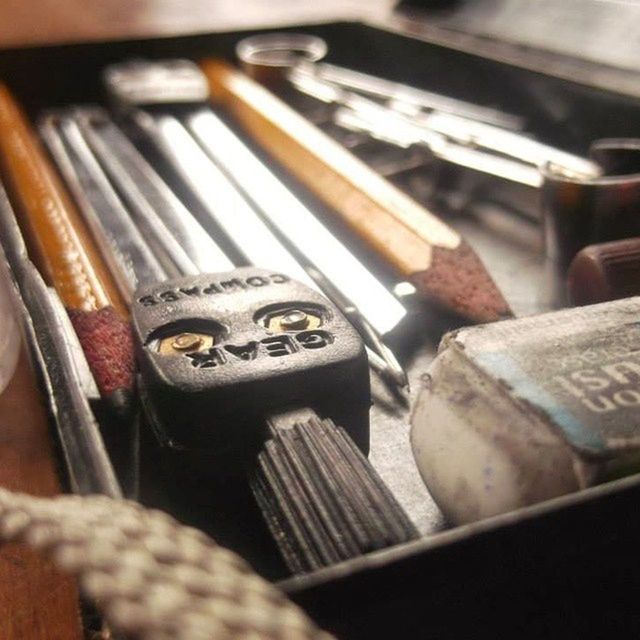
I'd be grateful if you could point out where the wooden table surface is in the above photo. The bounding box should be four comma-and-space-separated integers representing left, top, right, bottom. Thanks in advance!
0, 350, 82, 639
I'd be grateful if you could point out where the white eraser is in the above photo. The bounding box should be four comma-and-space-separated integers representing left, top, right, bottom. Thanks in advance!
411, 297, 640, 524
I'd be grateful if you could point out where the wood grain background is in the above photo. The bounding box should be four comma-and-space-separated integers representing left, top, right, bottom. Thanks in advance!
0, 0, 393, 49
0, 351, 82, 639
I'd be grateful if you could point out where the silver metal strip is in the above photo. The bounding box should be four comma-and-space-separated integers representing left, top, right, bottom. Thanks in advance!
40, 112, 167, 291
290, 68, 599, 186
187, 107, 408, 336
130, 109, 317, 289
73, 107, 234, 275
311, 61, 524, 130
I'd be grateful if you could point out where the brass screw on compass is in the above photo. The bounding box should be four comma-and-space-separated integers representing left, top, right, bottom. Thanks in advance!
279, 310, 310, 330
171, 333, 203, 351
157, 332, 215, 355
265, 309, 322, 332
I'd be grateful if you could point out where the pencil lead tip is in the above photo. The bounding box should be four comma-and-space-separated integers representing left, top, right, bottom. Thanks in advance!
411, 241, 512, 323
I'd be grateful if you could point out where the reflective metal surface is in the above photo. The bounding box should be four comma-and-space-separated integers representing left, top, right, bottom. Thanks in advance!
39, 112, 167, 292
74, 107, 234, 276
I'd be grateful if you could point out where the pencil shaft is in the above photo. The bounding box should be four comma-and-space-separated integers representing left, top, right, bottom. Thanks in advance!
200, 60, 511, 322
0, 84, 135, 406
0, 85, 126, 317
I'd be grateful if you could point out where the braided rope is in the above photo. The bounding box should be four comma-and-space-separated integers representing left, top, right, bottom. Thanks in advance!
0, 489, 335, 640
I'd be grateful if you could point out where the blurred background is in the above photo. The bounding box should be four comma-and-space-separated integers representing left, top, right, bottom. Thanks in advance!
0, 0, 395, 48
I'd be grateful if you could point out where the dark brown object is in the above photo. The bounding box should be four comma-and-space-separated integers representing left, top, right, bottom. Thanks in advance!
568, 237, 640, 305
541, 139, 640, 268
201, 59, 511, 323
0, 351, 82, 640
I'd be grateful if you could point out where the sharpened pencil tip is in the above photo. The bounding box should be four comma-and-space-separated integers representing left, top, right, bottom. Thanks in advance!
67, 305, 137, 403
410, 242, 512, 323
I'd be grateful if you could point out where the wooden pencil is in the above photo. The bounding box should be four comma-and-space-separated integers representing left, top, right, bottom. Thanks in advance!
200, 59, 511, 323
0, 83, 135, 419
